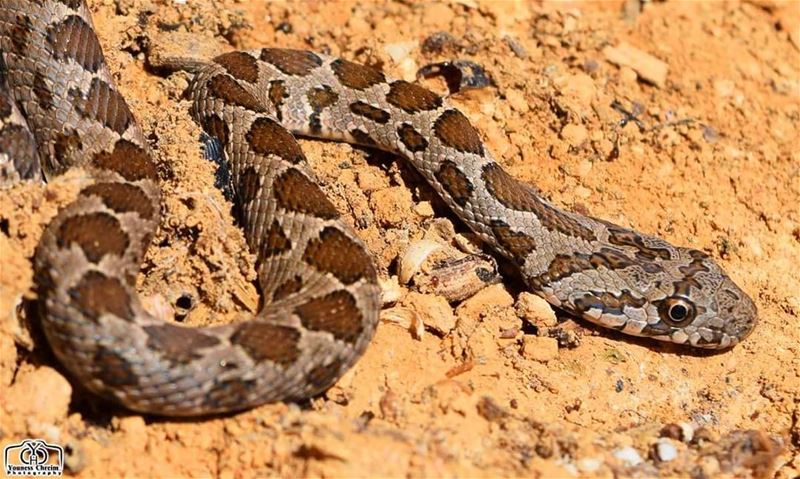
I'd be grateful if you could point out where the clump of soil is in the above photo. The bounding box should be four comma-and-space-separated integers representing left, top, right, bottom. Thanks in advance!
1, 0, 798, 477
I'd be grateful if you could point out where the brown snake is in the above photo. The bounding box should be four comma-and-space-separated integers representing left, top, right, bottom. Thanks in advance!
0, 1, 757, 416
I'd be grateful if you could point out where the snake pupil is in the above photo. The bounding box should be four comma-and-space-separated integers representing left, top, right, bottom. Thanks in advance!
669, 304, 688, 321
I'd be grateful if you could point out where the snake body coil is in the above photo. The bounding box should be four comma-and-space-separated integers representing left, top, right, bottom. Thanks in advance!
0, 0, 756, 416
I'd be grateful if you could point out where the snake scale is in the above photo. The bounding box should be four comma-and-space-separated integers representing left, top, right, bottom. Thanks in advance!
0, 0, 757, 416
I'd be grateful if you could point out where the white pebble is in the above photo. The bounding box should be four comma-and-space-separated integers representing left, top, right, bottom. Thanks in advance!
655, 439, 678, 462
613, 446, 642, 466
577, 458, 603, 472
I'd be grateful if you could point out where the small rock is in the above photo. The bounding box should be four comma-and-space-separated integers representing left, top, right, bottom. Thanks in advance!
576, 159, 593, 178
456, 283, 513, 320
574, 185, 592, 200
613, 446, 643, 466
521, 336, 559, 363
619, 66, 638, 85
63, 439, 87, 474
476, 396, 509, 422
422, 31, 459, 53
654, 438, 679, 462
370, 186, 414, 227
116, 416, 148, 451
7, 366, 72, 425
603, 42, 668, 87
357, 169, 387, 191
383, 41, 418, 79
506, 89, 529, 114
401, 292, 456, 335
577, 458, 603, 472
560, 123, 588, 147
516, 292, 557, 327
414, 201, 434, 218
556, 72, 596, 108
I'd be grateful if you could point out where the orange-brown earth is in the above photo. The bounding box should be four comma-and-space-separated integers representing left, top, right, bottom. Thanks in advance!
1, 0, 798, 477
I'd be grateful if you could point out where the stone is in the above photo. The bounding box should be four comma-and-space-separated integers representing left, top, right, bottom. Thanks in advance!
402, 292, 456, 335
521, 335, 559, 363
560, 123, 588, 147
516, 292, 558, 327
5, 366, 72, 426
603, 42, 668, 87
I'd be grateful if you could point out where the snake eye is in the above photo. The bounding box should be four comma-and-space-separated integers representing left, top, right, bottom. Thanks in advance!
659, 297, 696, 326
669, 303, 688, 321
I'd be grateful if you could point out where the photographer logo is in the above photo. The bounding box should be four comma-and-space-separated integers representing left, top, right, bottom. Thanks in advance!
3, 439, 63, 476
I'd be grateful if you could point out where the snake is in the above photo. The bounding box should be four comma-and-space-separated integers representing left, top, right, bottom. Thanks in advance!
0, 0, 757, 416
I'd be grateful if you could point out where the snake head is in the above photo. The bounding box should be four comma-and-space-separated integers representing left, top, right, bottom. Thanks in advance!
639, 249, 758, 349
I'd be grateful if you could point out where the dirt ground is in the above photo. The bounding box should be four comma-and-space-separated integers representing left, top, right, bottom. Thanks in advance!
1, 0, 798, 477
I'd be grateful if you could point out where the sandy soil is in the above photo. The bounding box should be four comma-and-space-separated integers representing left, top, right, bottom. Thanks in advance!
1, 0, 799, 477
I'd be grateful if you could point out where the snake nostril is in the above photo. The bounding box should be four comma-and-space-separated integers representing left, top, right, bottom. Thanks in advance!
174, 292, 197, 322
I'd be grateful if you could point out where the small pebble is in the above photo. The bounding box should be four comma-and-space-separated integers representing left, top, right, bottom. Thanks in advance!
577, 458, 603, 472
561, 123, 588, 147
521, 335, 559, 363
516, 292, 557, 327
603, 42, 668, 87
613, 446, 643, 466
654, 438, 678, 462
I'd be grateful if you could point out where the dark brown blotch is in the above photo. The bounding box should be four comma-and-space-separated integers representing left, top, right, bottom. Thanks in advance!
349, 129, 376, 146
307, 85, 339, 133
58, 212, 129, 263
349, 101, 391, 124
268, 81, 288, 120
205, 377, 258, 411
214, 51, 260, 83
386, 80, 442, 113
52, 130, 83, 168
143, 324, 221, 365
272, 275, 303, 301
93, 346, 139, 387
491, 221, 537, 263
294, 290, 363, 343
55, 0, 84, 8
47, 15, 104, 72
397, 124, 428, 153
7, 16, 32, 55
260, 48, 322, 76
330, 58, 386, 90
68, 270, 133, 320
272, 168, 339, 219
260, 219, 292, 259
92, 139, 157, 182
0, 89, 12, 118
32, 71, 54, 110
435, 160, 473, 207
482, 163, 596, 242
307, 359, 345, 390
0, 125, 39, 179
81, 182, 155, 220
433, 110, 483, 155
590, 247, 636, 270
307, 85, 339, 112
229, 322, 302, 366
574, 290, 646, 317
74, 79, 133, 134
207, 74, 265, 113
202, 114, 230, 146
302, 227, 375, 285
606, 225, 672, 261
246, 117, 304, 164
238, 165, 261, 203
